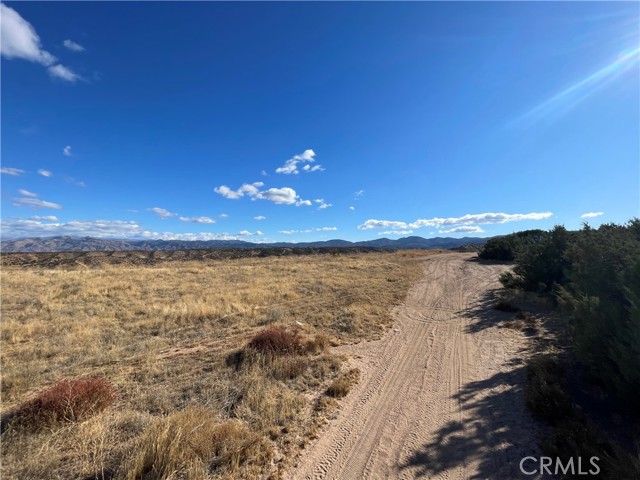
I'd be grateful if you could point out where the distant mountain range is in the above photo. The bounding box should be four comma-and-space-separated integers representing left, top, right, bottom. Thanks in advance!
0, 235, 487, 253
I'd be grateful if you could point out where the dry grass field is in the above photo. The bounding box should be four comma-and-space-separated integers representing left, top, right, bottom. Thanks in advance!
1, 249, 434, 479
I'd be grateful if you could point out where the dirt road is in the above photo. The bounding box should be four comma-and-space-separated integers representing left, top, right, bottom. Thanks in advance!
289, 253, 544, 480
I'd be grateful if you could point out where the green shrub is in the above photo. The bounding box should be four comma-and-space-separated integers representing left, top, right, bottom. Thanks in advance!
525, 356, 572, 423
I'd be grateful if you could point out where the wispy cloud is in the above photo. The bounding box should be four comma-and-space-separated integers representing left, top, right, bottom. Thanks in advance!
581, 212, 604, 219
13, 197, 63, 210
354, 190, 365, 199
279, 227, 337, 234
0, 3, 81, 83
302, 164, 324, 173
314, 199, 332, 210
215, 182, 311, 206
31, 215, 58, 221
63, 39, 85, 52
439, 226, 485, 234
1, 219, 139, 238
49, 65, 81, 83
379, 230, 413, 236
38, 169, 52, 177
147, 207, 178, 219
179, 216, 216, 224
18, 189, 37, 197
275, 149, 323, 175
63, 145, 73, 157
358, 212, 553, 230
65, 176, 86, 187
254, 216, 266, 220
349, 206, 356, 211
1, 167, 26, 176
237, 230, 263, 237
0, 218, 270, 241
219, 213, 228, 218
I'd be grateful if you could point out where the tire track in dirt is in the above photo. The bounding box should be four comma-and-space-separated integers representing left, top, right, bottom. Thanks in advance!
288, 253, 545, 480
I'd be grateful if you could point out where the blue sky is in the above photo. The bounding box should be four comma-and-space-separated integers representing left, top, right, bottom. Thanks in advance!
1, 2, 638, 242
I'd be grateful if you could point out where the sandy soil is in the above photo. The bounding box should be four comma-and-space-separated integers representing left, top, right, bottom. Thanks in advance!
288, 253, 546, 480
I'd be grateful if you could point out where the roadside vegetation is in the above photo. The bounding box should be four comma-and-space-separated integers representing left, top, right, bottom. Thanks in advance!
1, 250, 430, 479
480, 220, 640, 478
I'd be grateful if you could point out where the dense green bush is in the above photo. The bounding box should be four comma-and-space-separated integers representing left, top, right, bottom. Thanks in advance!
478, 229, 546, 261
499, 220, 640, 404
557, 220, 640, 402
511, 225, 573, 294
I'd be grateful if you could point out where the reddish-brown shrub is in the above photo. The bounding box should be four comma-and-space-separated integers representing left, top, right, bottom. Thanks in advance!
15, 377, 117, 427
247, 326, 302, 356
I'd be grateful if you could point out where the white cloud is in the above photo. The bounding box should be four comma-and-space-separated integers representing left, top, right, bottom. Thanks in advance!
275, 149, 323, 175
63, 39, 85, 52
219, 213, 228, 218
31, 215, 58, 221
295, 199, 312, 207
0, 4, 80, 82
141, 231, 263, 241
279, 227, 337, 234
349, 206, 355, 211
358, 212, 553, 230
314, 199, 332, 209
359, 220, 410, 230
1, 167, 26, 176
256, 187, 298, 204
63, 145, 73, 156
254, 216, 266, 220
1, 219, 140, 238
379, 230, 414, 236
354, 190, 365, 199
13, 197, 63, 210
215, 182, 312, 206
237, 230, 263, 237
179, 216, 216, 224
0, 218, 272, 241
18, 189, 37, 197
214, 182, 263, 200
0, 3, 56, 65
37, 169, 52, 177
580, 212, 604, 219
48, 64, 81, 83
439, 226, 485, 234
302, 164, 324, 172
147, 207, 178, 219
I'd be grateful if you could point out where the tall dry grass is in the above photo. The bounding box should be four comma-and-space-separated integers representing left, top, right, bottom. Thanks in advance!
1, 250, 433, 479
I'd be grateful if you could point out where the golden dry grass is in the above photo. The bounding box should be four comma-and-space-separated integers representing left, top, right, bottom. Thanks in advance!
1, 250, 436, 479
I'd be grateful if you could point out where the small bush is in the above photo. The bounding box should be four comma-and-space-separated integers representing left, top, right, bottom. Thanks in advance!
326, 369, 360, 398
13, 377, 117, 428
271, 356, 309, 380
117, 407, 271, 480
247, 326, 303, 356
525, 356, 571, 424
305, 333, 330, 354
